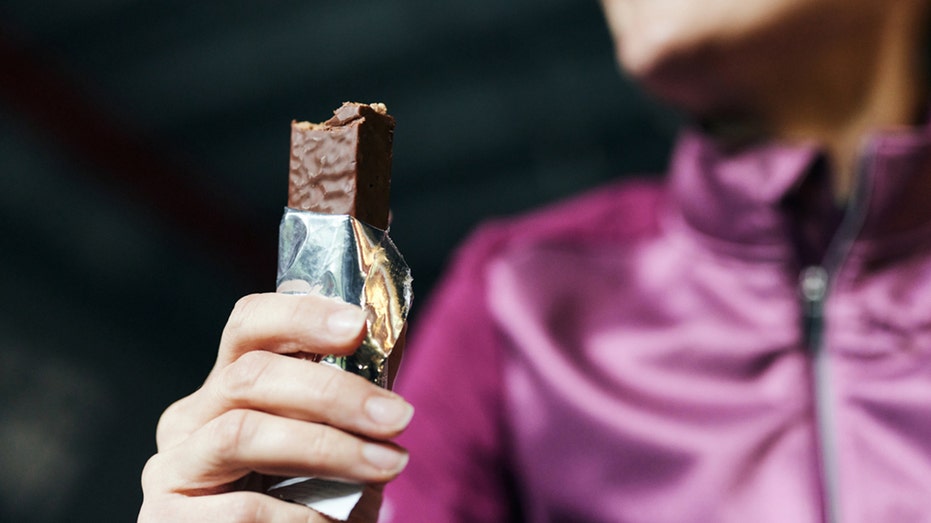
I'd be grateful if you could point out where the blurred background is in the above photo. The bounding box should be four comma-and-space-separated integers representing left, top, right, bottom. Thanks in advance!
0, 0, 675, 520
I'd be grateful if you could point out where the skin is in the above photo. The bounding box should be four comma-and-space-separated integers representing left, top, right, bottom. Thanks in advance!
141, 1, 931, 521
601, 0, 931, 199
138, 293, 413, 522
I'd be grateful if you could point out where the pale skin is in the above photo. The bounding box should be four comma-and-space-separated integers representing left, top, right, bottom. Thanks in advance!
140, 1, 931, 521
139, 293, 413, 522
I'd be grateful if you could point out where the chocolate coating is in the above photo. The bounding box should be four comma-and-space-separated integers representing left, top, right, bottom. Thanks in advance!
288, 102, 395, 230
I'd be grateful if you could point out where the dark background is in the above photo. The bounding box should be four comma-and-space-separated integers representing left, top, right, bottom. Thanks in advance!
0, 1, 676, 521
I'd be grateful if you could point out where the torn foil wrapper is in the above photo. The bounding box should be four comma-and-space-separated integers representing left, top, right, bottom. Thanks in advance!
268, 208, 412, 519
275, 208, 412, 386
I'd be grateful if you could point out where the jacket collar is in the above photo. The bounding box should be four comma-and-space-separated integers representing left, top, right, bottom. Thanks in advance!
668, 123, 931, 265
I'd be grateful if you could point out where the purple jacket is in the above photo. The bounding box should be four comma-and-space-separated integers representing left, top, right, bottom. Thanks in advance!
382, 127, 931, 522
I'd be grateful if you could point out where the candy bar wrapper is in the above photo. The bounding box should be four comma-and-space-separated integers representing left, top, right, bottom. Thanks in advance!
267, 208, 412, 520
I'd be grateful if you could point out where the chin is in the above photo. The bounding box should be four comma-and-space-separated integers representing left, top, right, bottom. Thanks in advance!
617, 35, 724, 118
614, 16, 682, 76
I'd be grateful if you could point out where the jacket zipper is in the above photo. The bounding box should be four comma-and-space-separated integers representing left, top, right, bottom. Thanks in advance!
799, 145, 873, 523
801, 265, 839, 523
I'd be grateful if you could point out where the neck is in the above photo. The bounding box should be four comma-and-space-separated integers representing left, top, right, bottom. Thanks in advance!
711, 2, 929, 201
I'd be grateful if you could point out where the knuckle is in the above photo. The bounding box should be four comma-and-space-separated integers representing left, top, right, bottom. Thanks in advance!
310, 365, 348, 406
305, 424, 340, 465
287, 294, 315, 324
139, 454, 163, 493
285, 294, 330, 338
154, 398, 188, 450
225, 294, 262, 336
217, 351, 273, 405
209, 409, 254, 462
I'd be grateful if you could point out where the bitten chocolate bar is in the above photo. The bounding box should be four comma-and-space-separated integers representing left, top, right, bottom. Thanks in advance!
288, 102, 395, 230
271, 103, 412, 518
278, 102, 409, 386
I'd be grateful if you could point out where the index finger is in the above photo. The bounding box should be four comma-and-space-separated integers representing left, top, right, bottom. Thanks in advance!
215, 292, 367, 371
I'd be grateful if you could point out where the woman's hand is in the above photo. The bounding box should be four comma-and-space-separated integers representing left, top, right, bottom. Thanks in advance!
139, 292, 413, 522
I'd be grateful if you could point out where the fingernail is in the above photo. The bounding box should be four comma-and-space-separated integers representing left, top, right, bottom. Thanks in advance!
327, 308, 366, 338
362, 443, 409, 472
365, 395, 414, 428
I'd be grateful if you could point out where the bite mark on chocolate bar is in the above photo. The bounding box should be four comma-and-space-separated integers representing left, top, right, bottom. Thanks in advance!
288, 102, 394, 230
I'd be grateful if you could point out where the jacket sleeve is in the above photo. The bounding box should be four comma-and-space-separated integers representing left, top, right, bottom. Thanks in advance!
381, 224, 520, 522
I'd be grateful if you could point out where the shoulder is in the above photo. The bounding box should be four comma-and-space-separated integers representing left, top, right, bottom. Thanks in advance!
454, 177, 666, 271
408, 176, 668, 341
406, 177, 666, 342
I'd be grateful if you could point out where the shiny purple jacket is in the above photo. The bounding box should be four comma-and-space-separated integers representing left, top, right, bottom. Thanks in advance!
382, 127, 931, 522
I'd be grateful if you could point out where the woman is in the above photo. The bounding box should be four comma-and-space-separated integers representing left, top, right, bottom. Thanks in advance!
140, 0, 931, 521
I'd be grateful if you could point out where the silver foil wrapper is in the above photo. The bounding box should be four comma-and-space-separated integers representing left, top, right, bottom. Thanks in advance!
275, 208, 412, 386
268, 209, 412, 519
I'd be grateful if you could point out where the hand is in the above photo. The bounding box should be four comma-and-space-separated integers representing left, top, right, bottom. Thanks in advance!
139, 292, 413, 522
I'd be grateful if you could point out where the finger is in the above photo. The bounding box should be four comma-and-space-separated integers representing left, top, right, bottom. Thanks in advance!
216, 293, 367, 370
139, 491, 332, 523
151, 409, 409, 493
211, 351, 413, 438
158, 351, 413, 449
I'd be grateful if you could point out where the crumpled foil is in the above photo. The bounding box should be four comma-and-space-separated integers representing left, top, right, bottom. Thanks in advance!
275, 208, 412, 386
268, 208, 412, 519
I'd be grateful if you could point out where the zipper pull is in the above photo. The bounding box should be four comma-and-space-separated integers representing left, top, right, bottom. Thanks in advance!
800, 265, 828, 349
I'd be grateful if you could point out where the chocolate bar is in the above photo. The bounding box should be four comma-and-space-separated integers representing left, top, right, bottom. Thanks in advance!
272, 102, 412, 517
288, 102, 395, 230
277, 100, 411, 387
